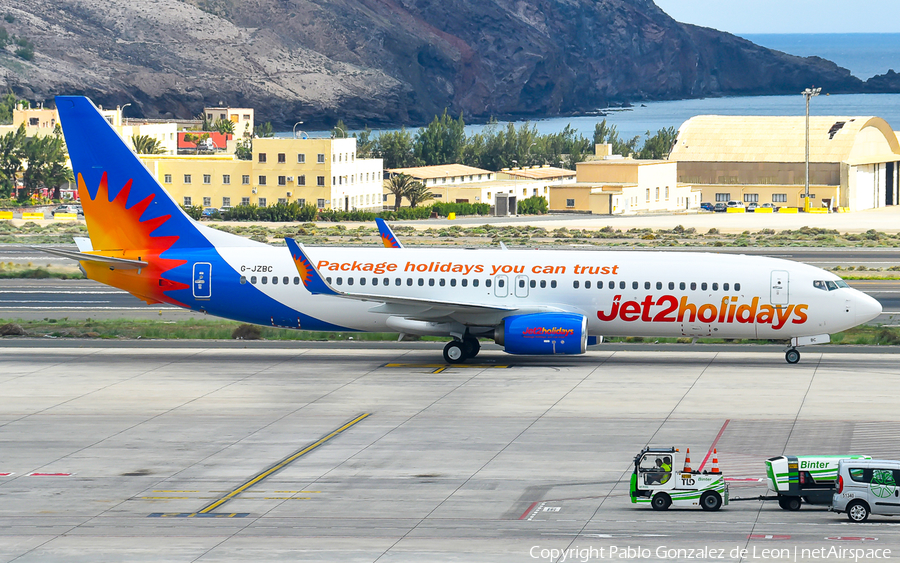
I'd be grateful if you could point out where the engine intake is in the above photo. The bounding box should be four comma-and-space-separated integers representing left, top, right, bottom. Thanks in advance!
495, 313, 588, 355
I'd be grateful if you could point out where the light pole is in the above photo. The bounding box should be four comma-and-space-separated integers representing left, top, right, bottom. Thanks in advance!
118, 103, 132, 126
802, 87, 821, 212
293, 121, 306, 139
332, 126, 346, 139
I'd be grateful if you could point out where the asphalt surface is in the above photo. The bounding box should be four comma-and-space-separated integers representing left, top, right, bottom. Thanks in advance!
2, 344, 900, 562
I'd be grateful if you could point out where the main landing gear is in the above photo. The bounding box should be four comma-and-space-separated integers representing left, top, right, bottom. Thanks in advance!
443, 337, 480, 364
785, 347, 800, 364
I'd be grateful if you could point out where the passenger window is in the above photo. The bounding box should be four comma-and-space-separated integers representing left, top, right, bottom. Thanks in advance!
360, 278, 366, 286
395, 278, 401, 286
632, 281, 638, 290
407, 278, 413, 286
690, 282, 696, 290
262, 276, 268, 284
551, 280, 557, 288
347, 278, 353, 286
497, 279, 504, 288
450, 279, 457, 287
735, 283, 741, 291
540, 280, 547, 288
723, 283, 729, 291
462, 279, 468, 287
702, 282, 708, 291
519, 279, 525, 288
283, 276, 289, 285
371, 278, 377, 286
529, 280, 535, 288
679, 282, 685, 290
848, 468, 866, 482
585, 280, 591, 289
272, 276, 278, 285
383, 278, 389, 286
656, 282, 662, 290
418, 278, 424, 286
294, 277, 300, 285
485, 279, 491, 287
428, 279, 435, 286
643, 281, 650, 290
240, 276, 247, 284
712, 283, 719, 291
251, 276, 257, 284
474, 279, 480, 287
325, 277, 332, 284
597, 281, 603, 289
619, 281, 625, 290
668, 282, 674, 290
573, 281, 580, 289
440, 279, 445, 287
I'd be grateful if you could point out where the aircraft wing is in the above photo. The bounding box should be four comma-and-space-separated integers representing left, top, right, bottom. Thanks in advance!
285, 238, 523, 319
375, 218, 404, 248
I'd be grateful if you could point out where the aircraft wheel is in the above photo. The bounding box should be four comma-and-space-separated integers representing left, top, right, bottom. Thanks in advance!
785, 348, 800, 364
700, 490, 722, 511
651, 492, 671, 510
463, 337, 480, 359
443, 341, 467, 364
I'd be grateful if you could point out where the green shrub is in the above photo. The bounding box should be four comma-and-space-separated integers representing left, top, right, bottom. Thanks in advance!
517, 195, 548, 215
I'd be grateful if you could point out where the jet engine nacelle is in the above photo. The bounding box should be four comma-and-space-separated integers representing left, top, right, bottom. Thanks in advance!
494, 313, 588, 355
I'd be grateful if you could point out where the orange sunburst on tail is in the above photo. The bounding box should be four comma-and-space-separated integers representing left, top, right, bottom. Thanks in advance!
78, 172, 189, 305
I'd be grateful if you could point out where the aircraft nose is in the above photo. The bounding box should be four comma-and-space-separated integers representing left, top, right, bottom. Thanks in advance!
855, 290, 883, 324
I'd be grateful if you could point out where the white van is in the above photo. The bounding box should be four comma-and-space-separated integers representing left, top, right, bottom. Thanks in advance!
832, 458, 900, 522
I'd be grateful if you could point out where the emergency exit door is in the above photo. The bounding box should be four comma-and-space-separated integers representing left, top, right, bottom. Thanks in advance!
770, 270, 789, 305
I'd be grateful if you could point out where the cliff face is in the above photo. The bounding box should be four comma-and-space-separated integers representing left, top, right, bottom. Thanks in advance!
0, 0, 879, 128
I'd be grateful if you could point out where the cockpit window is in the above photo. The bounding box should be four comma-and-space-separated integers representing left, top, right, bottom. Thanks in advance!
814, 280, 847, 291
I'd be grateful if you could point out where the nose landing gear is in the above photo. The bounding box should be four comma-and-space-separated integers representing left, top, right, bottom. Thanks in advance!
785, 348, 800, 364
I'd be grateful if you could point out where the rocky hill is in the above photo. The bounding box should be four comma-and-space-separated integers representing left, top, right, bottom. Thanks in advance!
0, 0, 889, 128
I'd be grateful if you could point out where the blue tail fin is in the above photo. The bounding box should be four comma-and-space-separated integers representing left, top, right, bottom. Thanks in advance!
56, 96, 211, 252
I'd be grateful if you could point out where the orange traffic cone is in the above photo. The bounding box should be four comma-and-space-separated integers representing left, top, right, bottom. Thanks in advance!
711, 449, 720, 474
683, 448, 692, 472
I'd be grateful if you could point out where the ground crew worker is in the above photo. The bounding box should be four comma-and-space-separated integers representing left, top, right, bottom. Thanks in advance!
659, 457, 672, 484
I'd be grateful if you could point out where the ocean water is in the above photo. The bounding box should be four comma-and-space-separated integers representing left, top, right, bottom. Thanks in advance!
740, 33, 900, 80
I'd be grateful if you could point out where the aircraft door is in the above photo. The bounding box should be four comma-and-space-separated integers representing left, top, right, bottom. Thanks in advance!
494, 275, 509, 297
514, 275, 529, 298
770, 270, 789, 305
193, 262, 211, 299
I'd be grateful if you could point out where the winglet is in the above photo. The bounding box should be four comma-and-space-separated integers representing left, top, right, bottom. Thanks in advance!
285, 238, 339, 295
375, 218, 404, 249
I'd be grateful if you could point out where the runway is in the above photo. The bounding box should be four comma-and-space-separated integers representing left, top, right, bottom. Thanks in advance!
2, 344, 900, 562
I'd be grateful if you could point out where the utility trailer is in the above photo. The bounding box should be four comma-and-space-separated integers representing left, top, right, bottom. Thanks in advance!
630, 447, 728, 511
763, 455, 872, 510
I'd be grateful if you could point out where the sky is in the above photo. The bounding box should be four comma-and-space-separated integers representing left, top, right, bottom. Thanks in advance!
652, 0, 898, 34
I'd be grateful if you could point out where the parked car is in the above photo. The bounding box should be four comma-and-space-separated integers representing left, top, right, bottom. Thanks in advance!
713, 202, 727, 212
201, 207, 219, 218
745, 202, 759, 212
52, 204, 82, 217
832, 458, 900, 522
760, 203, 778, 211
700, 202, 714, 211
726, 200, 743, 208
218, 206, 232, 216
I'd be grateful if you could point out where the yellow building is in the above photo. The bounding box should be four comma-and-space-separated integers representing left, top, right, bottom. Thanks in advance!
670, 116, 900, 211
203, 106, 254, 139
550, 156, 700, 214
141, 136, 383, 211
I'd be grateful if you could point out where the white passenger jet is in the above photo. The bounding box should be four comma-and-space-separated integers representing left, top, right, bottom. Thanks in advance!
50, 96, 882, 364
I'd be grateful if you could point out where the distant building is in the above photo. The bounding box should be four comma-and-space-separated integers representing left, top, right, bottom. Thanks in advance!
140, 136, 383, 211
669, 116, 900, 211
203, 106, 254, 139
385, 163, 567, 208
549, 147, 700, 214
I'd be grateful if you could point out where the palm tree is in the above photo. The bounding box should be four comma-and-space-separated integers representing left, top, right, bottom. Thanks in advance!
214, 118, 234, 135
131, 134, 165, 154
404, 180, 434, 208
386, 173, 414, 211
0, 124, 25, 198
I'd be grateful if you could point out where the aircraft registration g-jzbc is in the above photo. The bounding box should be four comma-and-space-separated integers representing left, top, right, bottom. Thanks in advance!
51, 96, 882, 364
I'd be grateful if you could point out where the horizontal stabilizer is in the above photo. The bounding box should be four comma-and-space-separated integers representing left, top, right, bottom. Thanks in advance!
33, 246, 148, 269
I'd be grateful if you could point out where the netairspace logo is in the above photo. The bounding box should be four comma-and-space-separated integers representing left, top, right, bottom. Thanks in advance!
528, 545, 892, 562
